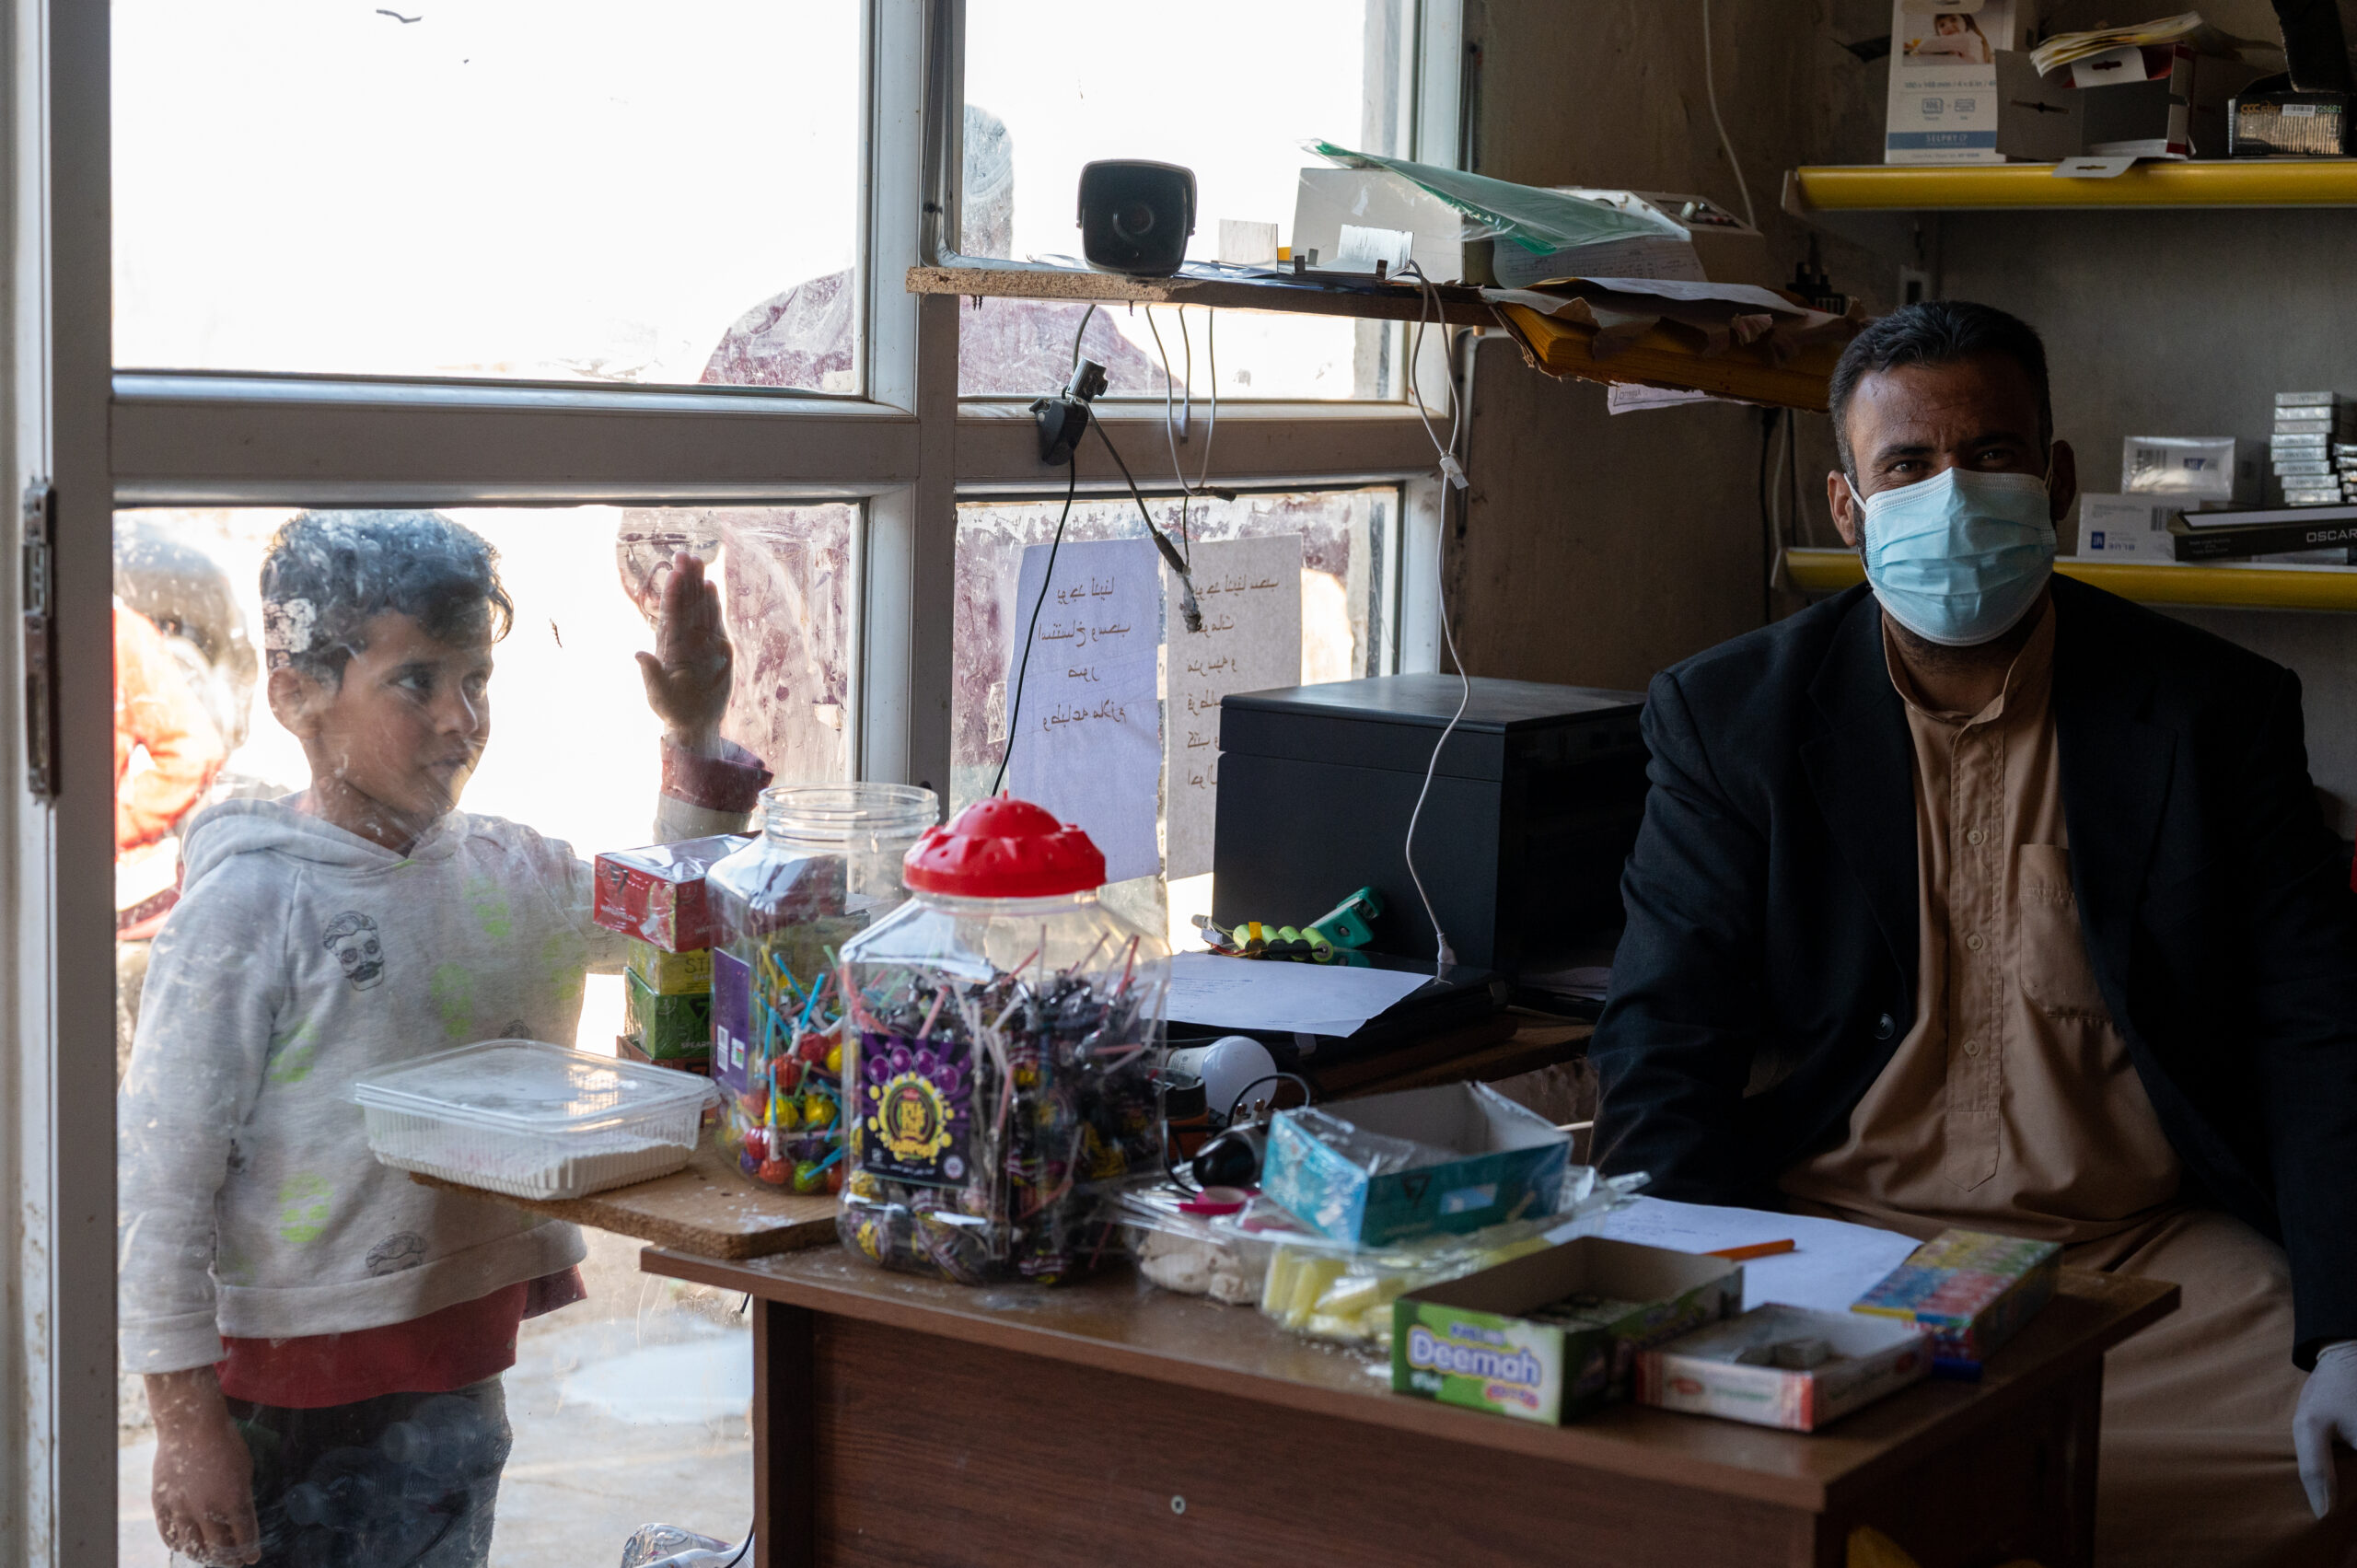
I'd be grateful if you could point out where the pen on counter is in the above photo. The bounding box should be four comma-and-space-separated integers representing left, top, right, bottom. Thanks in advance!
1708, 1239, 1797, 1261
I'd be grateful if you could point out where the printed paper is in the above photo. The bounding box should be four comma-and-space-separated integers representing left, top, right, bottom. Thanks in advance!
1163, 536, 1304, 880
1004, 537, 1163, 883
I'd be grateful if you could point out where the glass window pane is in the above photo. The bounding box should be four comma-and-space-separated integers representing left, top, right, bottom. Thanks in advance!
959, 0, 1411, 400
112, 2, 863, 390
950, 486, 1395, 938
113, 504, 851, 1567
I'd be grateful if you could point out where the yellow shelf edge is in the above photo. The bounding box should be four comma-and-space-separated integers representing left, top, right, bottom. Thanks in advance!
1791, 160, 2357, 212
1783, 548, 2357, 612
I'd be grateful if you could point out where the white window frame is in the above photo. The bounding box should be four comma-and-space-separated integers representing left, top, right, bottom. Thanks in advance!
4, 0, 1465, 1556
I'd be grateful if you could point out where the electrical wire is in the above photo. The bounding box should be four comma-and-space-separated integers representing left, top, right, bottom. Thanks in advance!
1700, 0, 1758, 232
1088, 417, 1202, 627
992, 302, 1100, 797
1145, 305, 1218, 566
720, 1527, 753, 1568
990, 455, 1078, 799
1396, 262, 1472, 972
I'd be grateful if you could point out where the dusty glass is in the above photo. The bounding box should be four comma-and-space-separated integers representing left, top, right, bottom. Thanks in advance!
958, 0, 1411, 400
112, 1, 863, 390
112, 504, 852, 1566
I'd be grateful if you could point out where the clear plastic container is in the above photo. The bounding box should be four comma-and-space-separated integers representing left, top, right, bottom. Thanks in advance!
706, 783, 938, 1191
352, 1040, 715, 1200
834, 797, 1169, 1284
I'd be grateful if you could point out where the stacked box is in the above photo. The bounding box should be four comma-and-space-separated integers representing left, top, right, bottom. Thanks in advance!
623, 967, 712, 1065
620, 937, 714, 1069
2273, 393, 2353, 507
1392, 1237, 1743, 1424
1851, 1227, 2059, 1369
591, 835, 749, 952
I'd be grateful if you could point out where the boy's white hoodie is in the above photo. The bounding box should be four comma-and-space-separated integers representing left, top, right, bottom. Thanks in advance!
118, 799, 630, 1375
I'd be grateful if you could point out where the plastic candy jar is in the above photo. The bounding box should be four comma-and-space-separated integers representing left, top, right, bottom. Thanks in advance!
707, 783, 937, 1190
835, 796, 1168, 1283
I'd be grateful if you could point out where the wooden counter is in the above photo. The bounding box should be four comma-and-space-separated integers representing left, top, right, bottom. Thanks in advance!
643, 1245, 2176, 1568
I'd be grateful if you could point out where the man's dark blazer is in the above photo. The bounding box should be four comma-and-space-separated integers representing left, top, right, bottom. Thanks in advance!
1590, 575, 2357, 1365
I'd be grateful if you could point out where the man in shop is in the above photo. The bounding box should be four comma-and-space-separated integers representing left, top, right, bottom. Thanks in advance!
1592, 300, 2357, 1566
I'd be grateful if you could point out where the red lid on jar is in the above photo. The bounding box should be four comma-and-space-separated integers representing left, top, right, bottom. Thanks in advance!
902, 795, 1107, 897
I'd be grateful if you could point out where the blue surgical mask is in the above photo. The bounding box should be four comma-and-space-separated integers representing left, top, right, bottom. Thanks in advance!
1847, 466, 2057, 647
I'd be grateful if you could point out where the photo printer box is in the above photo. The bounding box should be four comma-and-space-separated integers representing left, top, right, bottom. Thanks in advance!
592, 834, 749, 953
1637, 1304, 1931, 1431
1261, 1081, 1572, 1248
1393, 1237, 1743, 1424
1884, 0, 2024, 164
1851, 1227, 2060, 1369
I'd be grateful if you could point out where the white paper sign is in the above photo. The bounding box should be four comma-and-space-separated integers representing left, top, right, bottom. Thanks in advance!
1163, 536, 1304, 880
1004, 537, 1163, 883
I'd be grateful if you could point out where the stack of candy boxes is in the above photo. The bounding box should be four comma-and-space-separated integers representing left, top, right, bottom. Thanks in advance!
592, 836, 747, 1074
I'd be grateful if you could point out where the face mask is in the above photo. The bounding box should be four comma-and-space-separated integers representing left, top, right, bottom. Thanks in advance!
1847, 466, 2056, 647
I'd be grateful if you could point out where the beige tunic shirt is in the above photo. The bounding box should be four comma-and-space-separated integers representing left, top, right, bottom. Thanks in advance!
1780, 599, 2184, 1243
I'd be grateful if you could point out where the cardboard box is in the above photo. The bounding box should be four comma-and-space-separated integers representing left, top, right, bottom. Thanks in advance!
1291, 168, 1492, 285
1507, 189, 1769, 287
624, 965, 714, 1062
627, 938, 714, 996
1885, 0, 2025, 165
2075, 494, 2183, 560
617, 1033, 711, 1075
1393, 1237, 1742, 1423
2123, 436, 2242, 502
1851, 1227, 2059, 1367
592, 835, 749, 953
1995, 47, 2264, 162
1262, 1082, 1572, 1247
1638, 1305, 1930, 1431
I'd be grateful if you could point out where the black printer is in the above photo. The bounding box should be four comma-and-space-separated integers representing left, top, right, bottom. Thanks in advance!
1211, 674, 1650, 1008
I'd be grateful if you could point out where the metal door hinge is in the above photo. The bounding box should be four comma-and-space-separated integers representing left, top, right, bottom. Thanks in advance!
23, 478, 57, 799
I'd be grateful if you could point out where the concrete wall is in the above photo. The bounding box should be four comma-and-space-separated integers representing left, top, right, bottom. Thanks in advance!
1939, 206, 2357, 832
1462, 0, 2357, 831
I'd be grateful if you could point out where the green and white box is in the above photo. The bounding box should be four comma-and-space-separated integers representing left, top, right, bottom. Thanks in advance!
1391, 1237, 1742, 1424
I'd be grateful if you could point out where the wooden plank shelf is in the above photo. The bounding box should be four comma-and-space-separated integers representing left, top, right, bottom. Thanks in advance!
907, 262, 1497, 326
408, 1144, 838, 1260
1786, 546, 2357, 612
1787, 159, 2357, 213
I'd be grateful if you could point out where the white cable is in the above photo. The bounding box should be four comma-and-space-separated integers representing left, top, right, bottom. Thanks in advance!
1145, 305, 1219, 565
1397, 263, 1472, 971
1701, 0, 1758, 231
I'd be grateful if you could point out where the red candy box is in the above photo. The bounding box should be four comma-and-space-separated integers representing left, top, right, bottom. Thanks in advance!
592, 835, 749, 953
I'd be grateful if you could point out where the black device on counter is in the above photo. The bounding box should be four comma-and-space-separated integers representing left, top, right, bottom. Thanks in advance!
1211, 674, 1649, 1012
1076, 158, 1195, 277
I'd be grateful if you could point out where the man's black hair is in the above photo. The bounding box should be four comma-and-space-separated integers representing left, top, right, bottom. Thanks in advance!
261, 510, 514, 683
1829, 300, 2052, 481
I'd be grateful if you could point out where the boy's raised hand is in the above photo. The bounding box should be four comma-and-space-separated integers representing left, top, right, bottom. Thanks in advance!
636, 551, 734, 754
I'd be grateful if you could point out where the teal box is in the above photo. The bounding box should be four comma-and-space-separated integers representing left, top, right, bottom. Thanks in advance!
1262, 1082, 1573, 1247
1391, 1237, 1744, 1424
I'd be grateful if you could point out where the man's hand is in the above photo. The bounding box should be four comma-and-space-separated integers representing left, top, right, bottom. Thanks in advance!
2296, 1339, 2357, 1517
636, 551, 733, 756
145, 1367, 260, 1565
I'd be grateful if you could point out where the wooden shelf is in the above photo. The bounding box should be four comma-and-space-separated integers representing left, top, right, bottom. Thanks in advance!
1785, 547, 2357, 612
907, 262, 1496, 326
1786, 159, 2357, 213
